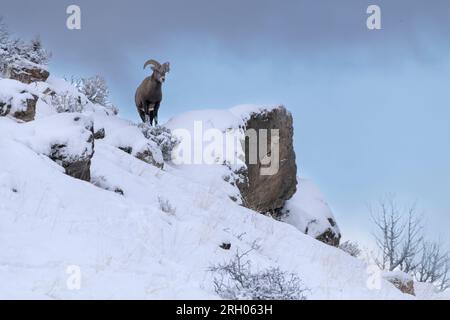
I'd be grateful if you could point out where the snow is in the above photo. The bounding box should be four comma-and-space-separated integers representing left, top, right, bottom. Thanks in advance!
382, 270, 413, 283
0, 136, 408, 298
415, 282, 450, 300
282, 179, 341, 239
0, 75, 420, 300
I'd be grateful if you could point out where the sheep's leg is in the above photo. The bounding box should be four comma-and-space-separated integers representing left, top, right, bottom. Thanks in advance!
143, 103, 151, 124
138, 108, 146, 123
154, 102, 160, 126
149, 110, 154, 126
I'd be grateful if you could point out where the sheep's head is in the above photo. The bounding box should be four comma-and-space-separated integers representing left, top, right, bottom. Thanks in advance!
144, 59, 170, 83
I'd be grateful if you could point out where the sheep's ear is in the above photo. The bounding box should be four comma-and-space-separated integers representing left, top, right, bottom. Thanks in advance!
163, 62, 170, 73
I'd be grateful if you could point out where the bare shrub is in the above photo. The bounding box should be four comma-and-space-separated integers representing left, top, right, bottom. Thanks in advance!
158, 196, 176, 215
209, 248, 308, 300
339, 240, 362, 258
414, 240, 449, 291
371, 194, 450, 292
51, 91, 85, 113
371, 195, 422, 272
72, 75, 119, 115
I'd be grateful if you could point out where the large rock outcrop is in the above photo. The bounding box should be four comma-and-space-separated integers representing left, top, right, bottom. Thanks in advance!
164, 104, 341, 246
237, 106, 297, 214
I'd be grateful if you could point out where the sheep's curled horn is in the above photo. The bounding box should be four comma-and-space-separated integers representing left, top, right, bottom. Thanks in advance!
143, 59, 170, 73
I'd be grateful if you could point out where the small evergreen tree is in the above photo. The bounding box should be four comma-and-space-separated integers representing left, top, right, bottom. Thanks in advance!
0, 17, 10, 74
25, 36, 51, 65
0, 17, 9, 46
0, 18, 50, 75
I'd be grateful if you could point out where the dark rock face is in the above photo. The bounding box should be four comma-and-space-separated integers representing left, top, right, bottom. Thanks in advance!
237, 106, 297, 214
63, 158, 93, 182
93, 128, 105, 140
314, 218, 341, 247
316, 228, 341, 247
9, 66, 50, 84
0, 101, 10, 117
118, 146, 132, 154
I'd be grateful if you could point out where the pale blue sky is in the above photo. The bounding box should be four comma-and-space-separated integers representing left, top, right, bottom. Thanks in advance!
2, 0, 449, 244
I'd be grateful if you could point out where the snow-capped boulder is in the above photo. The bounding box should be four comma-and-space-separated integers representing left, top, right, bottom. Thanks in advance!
18, 113, 95, 181
132, 140, 164, 169
383, 271, 416, 296
235, 106, 297, 214
13, 93, 37, 122
166, 105, 297, 214
94, 114, 164, 169
0, 78, 38, 122
282, 179, 341, 246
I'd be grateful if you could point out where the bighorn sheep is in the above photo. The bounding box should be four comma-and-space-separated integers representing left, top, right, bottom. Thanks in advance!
135, 59, 170, 126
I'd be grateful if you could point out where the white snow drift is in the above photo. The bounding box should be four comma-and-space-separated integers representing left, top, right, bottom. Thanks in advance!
0, 75, 417, 299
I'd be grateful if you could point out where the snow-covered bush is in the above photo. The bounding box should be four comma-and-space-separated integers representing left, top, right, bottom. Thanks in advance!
76, 75, 118, 115
339, 240, 362, 258
50, 91, 85, 113
139, 124, 179, 161
19, 36, 50, 66
77, 75, 107, 105
0, 18, 50, 75
210, 249, 308, 300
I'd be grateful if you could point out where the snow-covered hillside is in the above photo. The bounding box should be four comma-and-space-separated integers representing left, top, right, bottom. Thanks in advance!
0, 72, 417, 300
